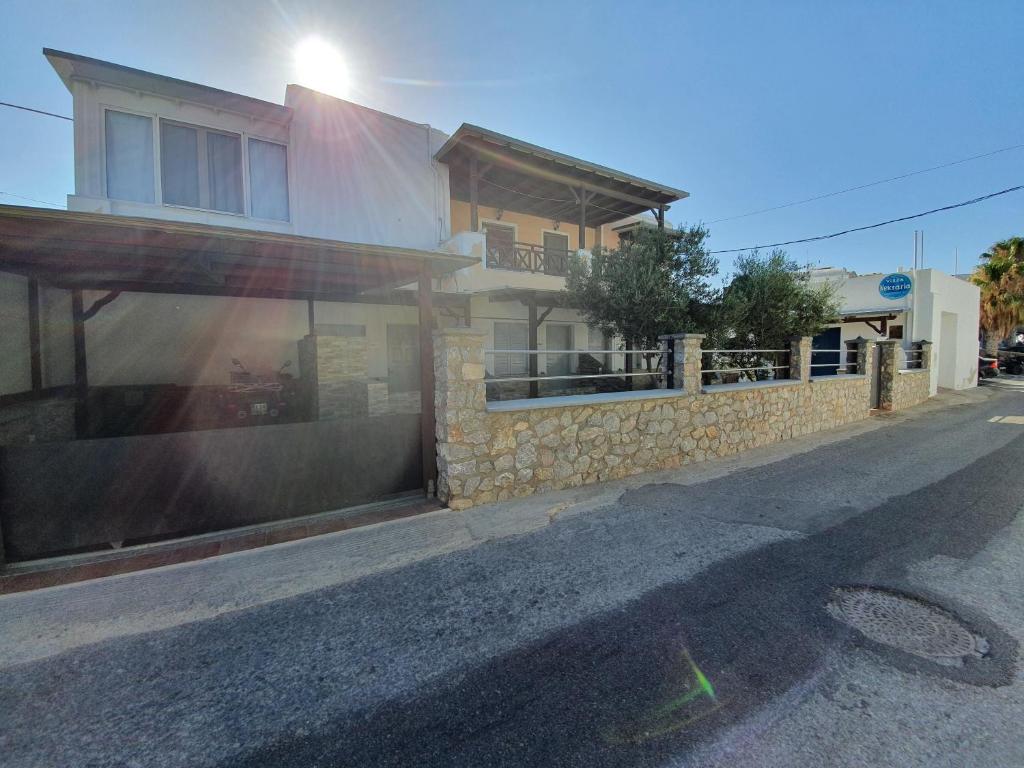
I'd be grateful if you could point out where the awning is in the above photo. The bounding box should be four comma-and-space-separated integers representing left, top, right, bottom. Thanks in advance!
477, 286, 575, 308
436, 124, 687, 227
840, 306, 908, 320
0, 205, 477, 300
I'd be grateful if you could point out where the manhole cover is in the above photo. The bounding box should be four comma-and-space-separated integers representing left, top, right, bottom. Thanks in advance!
827, 586, 989, 666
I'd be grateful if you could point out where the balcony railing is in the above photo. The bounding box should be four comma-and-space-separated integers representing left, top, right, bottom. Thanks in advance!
486, 241, 570, 276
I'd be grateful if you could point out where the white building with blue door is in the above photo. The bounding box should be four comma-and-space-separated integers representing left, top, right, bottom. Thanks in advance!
810, 267, 980, 394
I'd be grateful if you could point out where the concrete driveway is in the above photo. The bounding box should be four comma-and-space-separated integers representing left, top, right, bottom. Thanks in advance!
1, 385, 1022, 767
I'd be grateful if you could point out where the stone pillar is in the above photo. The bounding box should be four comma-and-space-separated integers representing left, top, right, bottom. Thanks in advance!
297, 334, 369, 420
877, 339, 900, 410
851, 337, 875, 379
433, 327, 488, 509
678, 333, 705, 393
658, 336, 670, 389
790, 336, 812, 382
658, 333, 686, 390
917, 340, 933, 370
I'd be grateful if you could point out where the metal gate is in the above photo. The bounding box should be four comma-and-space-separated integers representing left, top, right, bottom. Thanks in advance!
870, 344, 882, 408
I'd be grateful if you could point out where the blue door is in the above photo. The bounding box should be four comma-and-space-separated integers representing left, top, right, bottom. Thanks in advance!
811, 327, 842, 376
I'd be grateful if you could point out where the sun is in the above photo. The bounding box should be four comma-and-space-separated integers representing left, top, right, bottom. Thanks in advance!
294, 36, 351, 100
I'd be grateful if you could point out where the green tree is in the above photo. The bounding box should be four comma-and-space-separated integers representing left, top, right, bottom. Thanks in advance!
972, 237, 1024, 356
564, 224, 718, 355
719, 249, 840, 350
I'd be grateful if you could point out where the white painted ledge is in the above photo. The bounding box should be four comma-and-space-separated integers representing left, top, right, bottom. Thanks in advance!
898, 369, 928, 375
702, 379, 802, 394
486, 388, 685, 413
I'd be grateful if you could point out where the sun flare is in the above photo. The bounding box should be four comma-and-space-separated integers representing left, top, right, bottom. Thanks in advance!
294, 36, 351, 99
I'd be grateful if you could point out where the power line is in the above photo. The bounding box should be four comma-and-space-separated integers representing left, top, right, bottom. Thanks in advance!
0, 191, 65, 208
708, 143, 1024, 224
708, 184, 1024, 255
0, 101, 72, 121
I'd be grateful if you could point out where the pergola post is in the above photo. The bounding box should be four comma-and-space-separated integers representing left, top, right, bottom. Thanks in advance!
578, 187, 587, 250
657, 205, 665, 231
71, 288, 88, 437
528, 297, 539, 399
418, 264, 437, 495
469, 154, 480, 232
27, 278, 42, 392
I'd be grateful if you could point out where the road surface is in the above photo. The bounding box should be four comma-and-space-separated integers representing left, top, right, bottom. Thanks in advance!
1, 384, 1022, 767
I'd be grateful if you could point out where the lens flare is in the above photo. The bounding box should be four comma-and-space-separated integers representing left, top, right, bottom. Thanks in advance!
294, 36, 351, 99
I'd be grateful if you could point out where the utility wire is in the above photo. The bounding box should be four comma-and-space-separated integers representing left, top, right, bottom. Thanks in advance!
0, 191, 65, 208
708, 143, 1024, 224
708, 184, 1024, 255
0, 101, 72, 121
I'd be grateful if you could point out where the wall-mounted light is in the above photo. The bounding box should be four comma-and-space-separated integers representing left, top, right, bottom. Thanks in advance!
495, 208, 504, 220
553, 220, 560, 231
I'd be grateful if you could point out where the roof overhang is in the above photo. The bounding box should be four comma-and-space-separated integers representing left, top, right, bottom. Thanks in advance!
0, 206, 476, 300
478, 286, 574, 308
44, 48, 292, 125
840, 306, 908, 320
435, 124, 688, 228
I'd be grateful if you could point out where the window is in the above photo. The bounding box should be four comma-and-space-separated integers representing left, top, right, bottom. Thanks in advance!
483, 222, 515, 268
492, 322, 528, 377
889, 325, 904, 340
542, 231, 569, 276
105, 111, 154, 203
160, 122, 199, 207
248, 139, 290, 221
159, 120, 243, 214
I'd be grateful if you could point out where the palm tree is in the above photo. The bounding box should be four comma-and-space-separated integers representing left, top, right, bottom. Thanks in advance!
972, 237, 1024, 356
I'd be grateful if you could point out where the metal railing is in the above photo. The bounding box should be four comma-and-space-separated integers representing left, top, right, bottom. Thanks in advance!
810, 348, 860, 376
898, 348, 926, 371
486, 242, 570, 276
700, 349, 791, 386
483, 349, 666, 400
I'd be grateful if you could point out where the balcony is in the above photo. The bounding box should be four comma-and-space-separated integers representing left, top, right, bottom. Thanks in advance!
486, 241, 570, 276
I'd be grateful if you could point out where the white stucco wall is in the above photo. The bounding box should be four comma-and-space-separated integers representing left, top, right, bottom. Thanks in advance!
65, 79, 293, 233
813, 268, 979, 393
285, 85, 450, 250
59, 71, 452, 250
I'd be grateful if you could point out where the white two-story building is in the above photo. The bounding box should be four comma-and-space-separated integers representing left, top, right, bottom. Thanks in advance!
0, 49, 686, 563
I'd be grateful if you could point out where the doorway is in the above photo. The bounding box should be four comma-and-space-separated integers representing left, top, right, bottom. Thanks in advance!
545, 324, 574, 377
387, 323, 421, 393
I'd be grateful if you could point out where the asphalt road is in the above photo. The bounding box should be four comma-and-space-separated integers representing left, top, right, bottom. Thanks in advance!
3, 386, 1023, 767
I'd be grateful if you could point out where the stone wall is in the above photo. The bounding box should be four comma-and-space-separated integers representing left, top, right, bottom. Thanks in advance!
878, 340, 932, 412
890, 370, 931, 411
434, 329, 875, 510
298, 334, 369, 419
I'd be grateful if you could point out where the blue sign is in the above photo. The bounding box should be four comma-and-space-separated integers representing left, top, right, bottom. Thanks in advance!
879, 273, 912, 300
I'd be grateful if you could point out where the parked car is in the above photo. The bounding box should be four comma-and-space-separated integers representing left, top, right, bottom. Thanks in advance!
998, 344, 1024, 374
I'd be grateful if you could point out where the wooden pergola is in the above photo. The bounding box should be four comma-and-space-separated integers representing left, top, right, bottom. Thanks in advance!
435, 124, 688, 246
0, 205, 476, 491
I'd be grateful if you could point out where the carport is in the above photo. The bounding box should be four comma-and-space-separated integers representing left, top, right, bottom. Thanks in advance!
0, 205, 475, 561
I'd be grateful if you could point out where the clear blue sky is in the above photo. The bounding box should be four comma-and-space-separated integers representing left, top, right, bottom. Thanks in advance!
2, 0, 1022, 277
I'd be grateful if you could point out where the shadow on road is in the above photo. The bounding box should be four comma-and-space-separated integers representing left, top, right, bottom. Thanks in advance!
224, 435, 1023, 767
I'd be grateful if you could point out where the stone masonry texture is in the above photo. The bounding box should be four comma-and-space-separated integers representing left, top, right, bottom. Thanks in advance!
433, 328, 907, 510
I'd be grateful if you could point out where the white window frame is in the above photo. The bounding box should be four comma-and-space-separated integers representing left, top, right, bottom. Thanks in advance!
492, 321, 529, 378
99, 105, 291, 222
246, 136, 292, 223
100, 105, 158, 203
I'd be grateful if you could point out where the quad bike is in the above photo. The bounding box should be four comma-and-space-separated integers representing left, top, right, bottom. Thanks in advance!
218, 358, 299, 424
